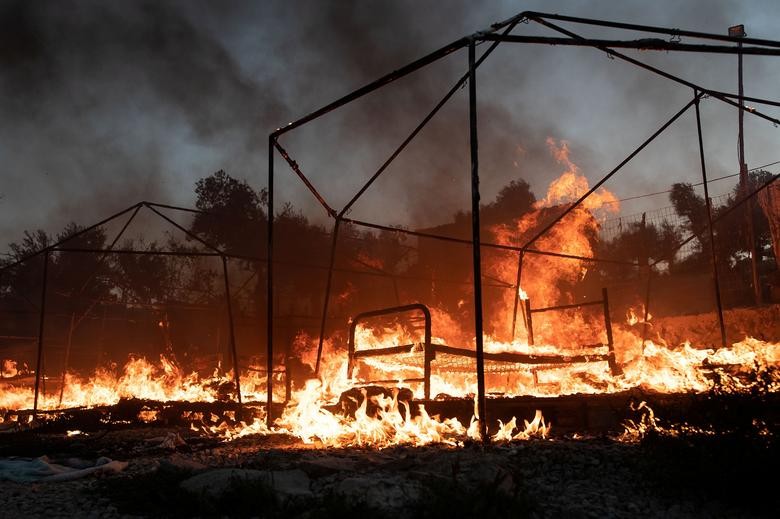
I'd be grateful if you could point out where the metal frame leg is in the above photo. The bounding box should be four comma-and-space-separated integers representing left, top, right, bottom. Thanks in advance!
222, 256, 243, 410
32, 250, 50, 417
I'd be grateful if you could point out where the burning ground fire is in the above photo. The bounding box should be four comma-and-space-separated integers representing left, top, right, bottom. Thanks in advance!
1, 140, 778, 447
1, 333, 777, 447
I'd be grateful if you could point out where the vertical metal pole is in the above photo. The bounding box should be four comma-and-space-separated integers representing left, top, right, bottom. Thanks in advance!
266, 136, 275, 427
284, 353, 292, 404
524, 298, 534, 345
222, 256, 243, 410
737, 36, 746, 178
347, 319, 357, 380
423, 308, 432, 400
640, 213, 652, 352
694, 92, 728, 348
315, 218, 341, 375
641, 269, 653, 352
33, 250, 50, 417
57, 312, 76, 408
736, 35, 761, 305
41, 350, 46, 398
602, 287, 621, 375
639, 213, 648, 268
468, 40, 488, 443
392, 278, 401, 306
215, 325, 222, 367
510, 250, 525, 340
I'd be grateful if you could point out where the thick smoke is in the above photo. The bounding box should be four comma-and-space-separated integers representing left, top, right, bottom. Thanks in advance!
0, 0, 283, 241
0, 0, 537, 240
0, 0, 774, 245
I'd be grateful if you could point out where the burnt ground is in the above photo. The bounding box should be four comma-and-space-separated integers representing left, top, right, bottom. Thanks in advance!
1, 382, 778, 518
0, 421, 777, 519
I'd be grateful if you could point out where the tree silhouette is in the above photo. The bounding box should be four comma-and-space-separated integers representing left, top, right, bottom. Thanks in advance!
191, 169, 267, 259
482, 179, 536, 227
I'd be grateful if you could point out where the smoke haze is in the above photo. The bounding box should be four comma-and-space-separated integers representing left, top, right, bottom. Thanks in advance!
1, 0, 779, 246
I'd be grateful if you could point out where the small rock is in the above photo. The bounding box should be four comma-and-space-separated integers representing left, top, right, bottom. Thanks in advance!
457, 461, 515, 496
180, 468, 311, 500
334, 475, 422, 511
159, 455, 207, 473
299, 456, 357, 477
267, 469, 312, 498
181, 468, 267, 497
160, 432, 186, 450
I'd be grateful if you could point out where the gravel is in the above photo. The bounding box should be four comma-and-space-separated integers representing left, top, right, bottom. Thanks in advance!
0, 427, 775, 518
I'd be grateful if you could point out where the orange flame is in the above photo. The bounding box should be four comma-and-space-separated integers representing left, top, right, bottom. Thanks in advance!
1, 139, 778, 447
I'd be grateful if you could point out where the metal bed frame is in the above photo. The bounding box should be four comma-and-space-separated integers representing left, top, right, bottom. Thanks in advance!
347, 290, 620, 400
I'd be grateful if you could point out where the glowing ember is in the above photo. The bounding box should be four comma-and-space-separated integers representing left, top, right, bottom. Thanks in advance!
2, 359, 21, 378
517, 286, 529, 301
138, 409, 159, 423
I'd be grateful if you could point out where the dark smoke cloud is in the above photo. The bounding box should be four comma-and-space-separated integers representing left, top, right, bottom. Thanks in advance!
0, 0, 284, 242
0, 1, 283, 140
1, 0, 778, 246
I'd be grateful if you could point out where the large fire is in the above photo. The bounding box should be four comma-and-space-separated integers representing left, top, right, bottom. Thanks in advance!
2, 140, 778, 447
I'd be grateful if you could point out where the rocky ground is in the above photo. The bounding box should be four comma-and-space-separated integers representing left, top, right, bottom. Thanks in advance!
0, 424, 776, 519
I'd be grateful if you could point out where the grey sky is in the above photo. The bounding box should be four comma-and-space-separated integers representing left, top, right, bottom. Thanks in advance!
1, 0, 779, 249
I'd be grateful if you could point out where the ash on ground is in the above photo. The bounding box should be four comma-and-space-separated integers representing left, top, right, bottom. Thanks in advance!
0, 424, 776, 519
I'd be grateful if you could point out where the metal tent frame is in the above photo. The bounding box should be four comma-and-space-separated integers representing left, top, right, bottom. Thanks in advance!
0, 201, 265, 417
267, 11, 780, 439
